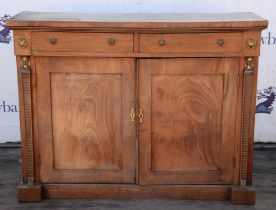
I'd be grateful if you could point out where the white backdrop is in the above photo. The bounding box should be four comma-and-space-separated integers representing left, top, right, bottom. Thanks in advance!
0, 0, 275, 143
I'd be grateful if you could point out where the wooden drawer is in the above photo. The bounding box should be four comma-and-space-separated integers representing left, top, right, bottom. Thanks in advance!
32, 32, 134, 53
139, 33, 243, 53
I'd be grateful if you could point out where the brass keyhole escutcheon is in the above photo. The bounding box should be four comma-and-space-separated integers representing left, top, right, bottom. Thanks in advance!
129, 107, 135, 122
108, 38, 116, 46
247, 39, 257, 48
217, 39, 225, 46
18, 38, 28, 48
138, 109, 144, 123
49, 37, 58, 45
159, 39, 166, 46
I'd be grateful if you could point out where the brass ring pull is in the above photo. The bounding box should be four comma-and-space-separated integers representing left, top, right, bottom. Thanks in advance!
107, 38, 116, 46
217, 39, 225, 46
49, 37, 57, 45
158, 39, 166, 46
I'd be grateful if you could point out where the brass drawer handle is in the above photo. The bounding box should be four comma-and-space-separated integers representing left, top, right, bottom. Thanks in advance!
49, 37, 57, 45
247, 39, 256, 48
129, 107, 135, 122
18, 38, 28, 48
138, 109, 144, 123
107, 38, 116, 46
158, 39, 166, 46
217, 39, 225, 46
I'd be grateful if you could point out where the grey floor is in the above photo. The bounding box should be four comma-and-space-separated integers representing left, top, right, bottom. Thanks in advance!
0, 146, 275, 210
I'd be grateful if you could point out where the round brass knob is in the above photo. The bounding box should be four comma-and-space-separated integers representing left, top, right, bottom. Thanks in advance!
247, 39, 256, 48
217, 39, 225, 46
107, 38, 116, 46
18, 38, 28, 48
159, 39, 166, 46
49, 37, 57, 45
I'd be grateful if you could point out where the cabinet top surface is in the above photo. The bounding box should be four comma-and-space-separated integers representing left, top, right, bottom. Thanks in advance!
6, 11, 268, 30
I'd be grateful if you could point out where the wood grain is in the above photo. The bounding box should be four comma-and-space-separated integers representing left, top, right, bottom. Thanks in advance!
21, 69, 34, 182
243, 31, 261, 57
240, 72, 253, 184
16, 56, 29, 183
18, 184, 41, 202
233, 58, 244, 185
139, 58, 240, 185
151, 74, 223, 171
36, 57, 136, 183
32, 32, 133, 53
240, 57, 258, 186
30, 55, 40, 183
6, 12, 268, 30
51, 73, 122, 170
13, 30, 31, 55
231, 186, 256, 204
16, 56, 34, 183
30, 51, 261, 58
9, 11, 266, 203
140, 33, 243, 53
42, 184, 230, 200
247, 57, 259, 185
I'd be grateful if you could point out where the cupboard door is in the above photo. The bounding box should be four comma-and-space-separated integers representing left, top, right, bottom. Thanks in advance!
139, 58, 240, 185
36, 57, 136, 183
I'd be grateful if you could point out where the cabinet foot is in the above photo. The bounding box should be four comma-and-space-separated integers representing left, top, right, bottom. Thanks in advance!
231, 186, 256, 205
18, 183, 41, 203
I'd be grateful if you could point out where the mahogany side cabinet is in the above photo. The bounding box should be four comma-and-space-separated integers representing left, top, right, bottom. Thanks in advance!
6, 12, 268, 204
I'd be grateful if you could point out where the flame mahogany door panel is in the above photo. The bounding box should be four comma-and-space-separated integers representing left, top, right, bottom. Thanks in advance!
36, 57, 136, 183
139, 58, 240, 185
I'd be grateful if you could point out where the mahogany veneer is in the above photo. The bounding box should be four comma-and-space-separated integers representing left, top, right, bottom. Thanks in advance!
6, 11, 268, 204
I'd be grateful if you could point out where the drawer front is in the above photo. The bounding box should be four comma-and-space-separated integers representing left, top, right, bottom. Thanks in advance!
140, 33, 243, 53
32, 32, 134, 53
